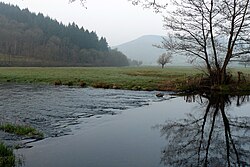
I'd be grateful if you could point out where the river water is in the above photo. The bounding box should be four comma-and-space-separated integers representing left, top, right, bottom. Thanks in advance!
0, 84, 164, 139
1, 84, 250, 166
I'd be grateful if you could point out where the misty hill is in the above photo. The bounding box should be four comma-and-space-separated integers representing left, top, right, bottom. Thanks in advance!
113, 35, 190, 66
0, 2, 128, 67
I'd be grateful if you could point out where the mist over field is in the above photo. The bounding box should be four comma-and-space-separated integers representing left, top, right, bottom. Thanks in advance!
113, 35, 191, 66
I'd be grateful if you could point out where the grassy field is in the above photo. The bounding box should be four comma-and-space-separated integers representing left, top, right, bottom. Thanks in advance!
0, 66, 249, 91
0, 66, 200, 91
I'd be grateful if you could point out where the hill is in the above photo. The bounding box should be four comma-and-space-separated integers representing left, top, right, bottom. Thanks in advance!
113, 35, 190, 66
0, 2, 128, 67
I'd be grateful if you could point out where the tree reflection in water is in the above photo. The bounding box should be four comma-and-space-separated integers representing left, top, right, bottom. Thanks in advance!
158, 93, 250, 167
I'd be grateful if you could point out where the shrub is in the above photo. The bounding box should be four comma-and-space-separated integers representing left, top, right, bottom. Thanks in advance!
79, 81, 87, 87
64, 81, 74, 86
92, 82, 111, 89
54, 80, 62, 86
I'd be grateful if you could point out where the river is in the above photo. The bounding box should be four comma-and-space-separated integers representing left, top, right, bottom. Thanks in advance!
1, 84, 250, 166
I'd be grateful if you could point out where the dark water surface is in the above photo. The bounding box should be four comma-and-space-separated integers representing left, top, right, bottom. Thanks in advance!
1, 84, 250, 166
0, 84, 162, 139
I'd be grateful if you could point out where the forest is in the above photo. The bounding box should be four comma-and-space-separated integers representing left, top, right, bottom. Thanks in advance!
0, 2, 129, 67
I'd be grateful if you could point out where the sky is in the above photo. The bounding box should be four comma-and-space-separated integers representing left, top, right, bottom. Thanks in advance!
0, 0, 166, 46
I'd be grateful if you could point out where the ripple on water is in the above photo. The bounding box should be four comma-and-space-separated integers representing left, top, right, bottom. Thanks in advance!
0, 84, 167, 144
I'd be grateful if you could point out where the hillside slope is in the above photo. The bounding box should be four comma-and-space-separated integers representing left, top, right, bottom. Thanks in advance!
113, 35, 190, 66
0, 2, 128, 67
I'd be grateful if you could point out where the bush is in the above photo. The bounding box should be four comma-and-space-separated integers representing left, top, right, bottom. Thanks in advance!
79, 81, 87, 87
64, 81, 74, 86
54, 80, 62, 86
92, 82, 111, 89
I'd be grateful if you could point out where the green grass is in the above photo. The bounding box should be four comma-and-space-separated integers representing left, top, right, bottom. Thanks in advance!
0, 143, 15, 167
0, 66, 250, 91
0, 124, 44, 139
0, 66, 200, 91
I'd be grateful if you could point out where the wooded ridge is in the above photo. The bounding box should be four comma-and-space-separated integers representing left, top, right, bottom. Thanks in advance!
0, 2, 129, 67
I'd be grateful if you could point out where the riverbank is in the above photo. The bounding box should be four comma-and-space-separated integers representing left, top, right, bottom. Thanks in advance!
0, 67, 199, 91
0, 66, 250, 92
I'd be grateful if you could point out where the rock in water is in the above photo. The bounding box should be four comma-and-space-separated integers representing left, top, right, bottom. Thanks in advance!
156, 93, 164, 97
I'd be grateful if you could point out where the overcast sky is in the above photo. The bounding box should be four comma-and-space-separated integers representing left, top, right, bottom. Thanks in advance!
0, 0, 166, 46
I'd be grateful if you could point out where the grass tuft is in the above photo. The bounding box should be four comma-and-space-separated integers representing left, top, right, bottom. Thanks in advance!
0, 124, 44, 139
0, 142, 15, 167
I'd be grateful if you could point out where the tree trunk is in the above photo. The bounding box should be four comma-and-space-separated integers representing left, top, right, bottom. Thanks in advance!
209, 68, 227, 85
220, 67, 228, 84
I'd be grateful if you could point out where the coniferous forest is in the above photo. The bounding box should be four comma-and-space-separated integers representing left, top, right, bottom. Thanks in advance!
0, 3, 129, 66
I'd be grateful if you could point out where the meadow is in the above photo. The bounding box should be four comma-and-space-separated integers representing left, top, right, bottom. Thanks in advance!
0, 66, 249, 91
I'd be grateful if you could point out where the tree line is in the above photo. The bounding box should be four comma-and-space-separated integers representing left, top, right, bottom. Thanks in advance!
0, 2, 129, 67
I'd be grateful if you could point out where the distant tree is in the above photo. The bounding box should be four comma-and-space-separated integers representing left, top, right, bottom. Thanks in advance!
157, 53, 171, 68
128, 59, 143, 67
108, 49, 129, 66
138, 60, 143, 66
238, 55, 250, 68
99, 37, 109, 51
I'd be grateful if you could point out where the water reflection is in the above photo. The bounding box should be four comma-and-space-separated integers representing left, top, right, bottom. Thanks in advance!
158, 93, 250, 167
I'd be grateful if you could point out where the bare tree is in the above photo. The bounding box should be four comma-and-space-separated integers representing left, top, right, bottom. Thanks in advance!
130, 0, 250, 85
68, 0, 86, 7
69, 0, 167, 12
238, 55, 250, 68
157, 53, 172, 68
128, 0, 167, 13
